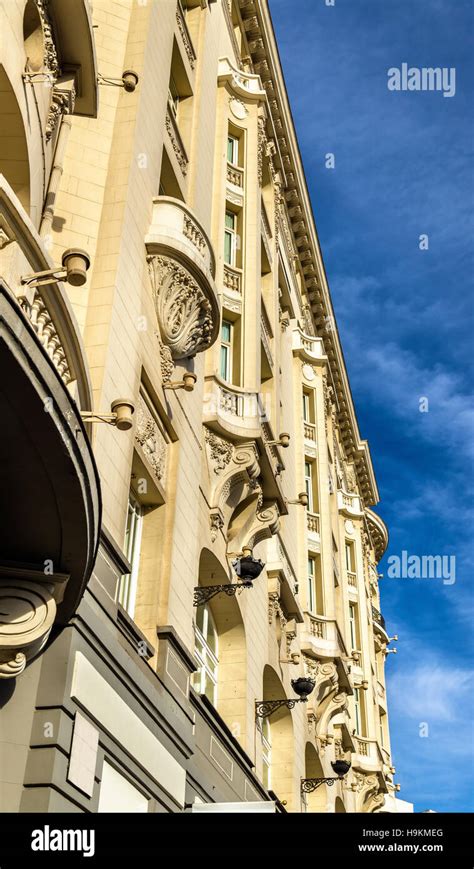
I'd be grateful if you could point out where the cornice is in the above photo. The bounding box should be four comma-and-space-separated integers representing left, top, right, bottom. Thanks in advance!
238, 0, 380, 506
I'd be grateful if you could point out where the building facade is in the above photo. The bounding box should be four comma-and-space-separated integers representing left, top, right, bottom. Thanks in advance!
0, 0, 400, 814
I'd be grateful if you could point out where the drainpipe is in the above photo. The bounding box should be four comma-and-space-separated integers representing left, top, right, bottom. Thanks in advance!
40, 114, 72, 239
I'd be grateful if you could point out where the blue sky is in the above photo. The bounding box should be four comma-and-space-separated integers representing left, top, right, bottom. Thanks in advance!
269, 0, 474, 812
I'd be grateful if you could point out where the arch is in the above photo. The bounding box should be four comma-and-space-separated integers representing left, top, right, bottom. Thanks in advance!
0, 67, 30, 211
193, 549, 247, 745
261, 665, 294, 808
23, 0, 45, 72
335, 796, 346, 813
304, 742, 327, 813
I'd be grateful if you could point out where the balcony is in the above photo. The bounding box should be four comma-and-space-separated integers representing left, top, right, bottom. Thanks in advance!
0, 180, 101, 678
366, 507, 389, 562
337, 489, 364, 518
372, 604, 389, 641
175, 0, 197, 75
347, 570, 357, 588
301, 613, 340, 659
218, 57, 266, 102
226, 162, 244, 189
203, 375, 263, 441
352, 737, 384, 774
292, 327, 325, 365
223, 263, 242, 295
303, 421, 317, 444
48, 0, 99, 118
145, 197, 220, 360
265, 535, 304, 623
306, 511, 320, 548
165, 101, 189, 180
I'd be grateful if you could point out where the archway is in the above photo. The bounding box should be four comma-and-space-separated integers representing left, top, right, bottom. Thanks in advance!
193, 548, 247, 746
304, 742, 327, 813
261, 665, 294, 808
0, 67, 30, 211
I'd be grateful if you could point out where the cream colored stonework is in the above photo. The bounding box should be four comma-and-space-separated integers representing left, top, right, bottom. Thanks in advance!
0, 0, 397, 812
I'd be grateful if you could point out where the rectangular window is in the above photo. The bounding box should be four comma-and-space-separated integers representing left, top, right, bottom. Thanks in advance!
302, 392, 310, 422
118, 493, 144, 617
192, 605, 218, 706
220, 319, 232, 381
224, 210, 237, 266
168, 74, 180, 118
304, 461, 314, 512
261, 717, 271, 790
227, 134, 239, 165
307, 556, 316, 613
349, 602, 360, 651
379, 712, 385, 747
345, 541, 354, 572
354, 688, 362, 735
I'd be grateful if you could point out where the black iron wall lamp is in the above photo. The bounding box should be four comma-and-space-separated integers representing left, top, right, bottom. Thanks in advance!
255, 677, 315, 718
301, 760, 352, 794
193, 551, 264, 607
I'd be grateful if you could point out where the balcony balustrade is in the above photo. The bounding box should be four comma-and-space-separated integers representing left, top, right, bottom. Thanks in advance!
337, 489, 363, 518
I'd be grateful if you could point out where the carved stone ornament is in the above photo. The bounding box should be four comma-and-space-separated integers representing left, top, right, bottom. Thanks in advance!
147, 254, 215, 359
205, 429, 233, 474
135, 392, 167, 485
0, 579, 58, 679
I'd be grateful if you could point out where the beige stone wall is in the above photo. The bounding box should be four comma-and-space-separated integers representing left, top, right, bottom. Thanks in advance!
0, 0, 396, 812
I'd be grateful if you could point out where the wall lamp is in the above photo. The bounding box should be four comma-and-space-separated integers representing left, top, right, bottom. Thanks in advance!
385, 648, 397, 655
286, 492, 308, 507
388, 634, 398, 643
193, 553, 264, 606
266, 432, 290, 449
23, 71, 55, 84
301, 760, 351, 794
80, 398, 135, 431
21, 249, 90, 289
98, 70, 139, 92
255, 677, 315, 718
163, 372, 197, 392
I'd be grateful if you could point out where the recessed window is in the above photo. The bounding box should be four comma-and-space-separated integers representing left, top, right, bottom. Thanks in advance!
118, 493, 144, 617
23, 0, 45, 72
261, 717, 272, 789
192, 604, 218, 705
304, 461, 314, 512
349, 602, 360, 651
220, 319, 233, 382
224, 210, 237, 266
227, 134, 239, 166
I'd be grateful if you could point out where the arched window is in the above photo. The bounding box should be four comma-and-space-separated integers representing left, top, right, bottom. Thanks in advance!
23, 0, 45, 72
192, 605, 218, 705
261, 717, 272, 790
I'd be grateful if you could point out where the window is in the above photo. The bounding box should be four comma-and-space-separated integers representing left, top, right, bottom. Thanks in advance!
168, 73, 180, 118
307, 556, 316, 613
118, 493, 144, 617
302, 392, 310, 422
345, 541, 354, 572
354, 688, 362, 735
220, 320, 233, 381
379, 711, 385, 747
261, 717, 271, 789
227, 134, 239, 165
304, 461, 314, 512
349, 602, 360, 651
224, 210, 237, 266
192, 605, 218, 705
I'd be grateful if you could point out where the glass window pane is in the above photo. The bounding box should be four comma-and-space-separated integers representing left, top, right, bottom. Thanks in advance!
224, 230, 233, 264
220, 345, 229, 380
221, 321, 231, 342
225, 211, 235, 229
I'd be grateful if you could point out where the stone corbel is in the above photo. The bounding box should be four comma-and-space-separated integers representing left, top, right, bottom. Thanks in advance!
147, 255, 218, 359
354, 773, 384, 813
0, 565, 68, 679
237, 501, 280, 555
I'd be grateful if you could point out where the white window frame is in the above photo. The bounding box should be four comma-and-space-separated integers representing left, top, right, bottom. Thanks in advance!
349, 602, 358, 650
302, 391, 310, 423
307, 555, 316, 614
354, 687, 362, 735
220, 319, 233, 382
224, 210, 237, 266
118, 493, 144, 617
192, 605, 219, 706
304, 460, 314, 513
227, 133, 239, 166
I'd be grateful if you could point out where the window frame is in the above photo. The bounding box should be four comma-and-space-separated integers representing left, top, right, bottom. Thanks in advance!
304, 460, 314, 513
118, 492, 144, 617
192, 605, 219, 706
227, 133, 240, 166
220, 319, 233, 382
224, 210, 238, 266
261, 716, 272, 790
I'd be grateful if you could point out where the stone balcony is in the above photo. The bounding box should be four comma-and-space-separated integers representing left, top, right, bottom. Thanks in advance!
301, 612, 340, 659
203, 375, 263, 442
352, 737, 385, 775
226, 162, 244, 189
366, 507, 389, 563
306, 511, 320, 549
337, 489, 364, 518
303, 420, 317, 445
372, 604, 390, 642
145, 197, 220, 362
292, 327, 325, 365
